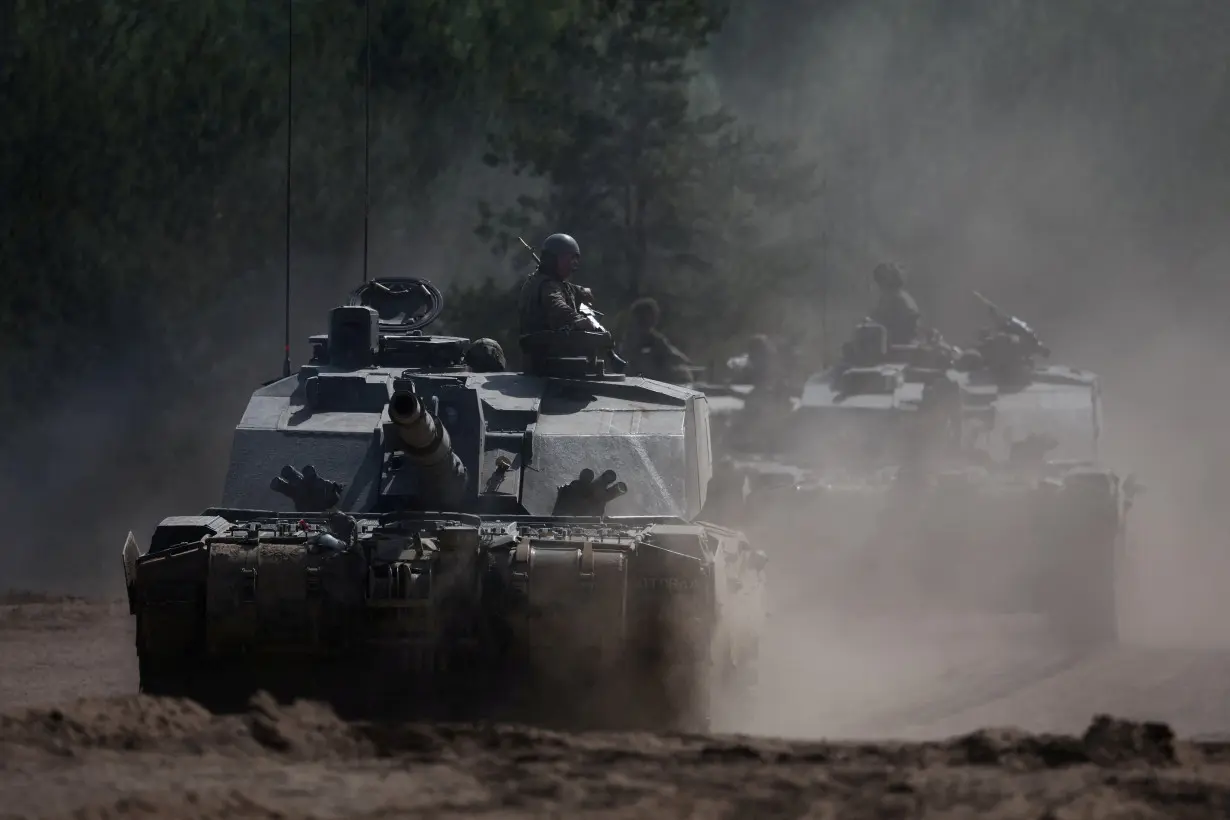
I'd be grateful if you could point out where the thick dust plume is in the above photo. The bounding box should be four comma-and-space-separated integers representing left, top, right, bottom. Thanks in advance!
1075, 291, 1230, 650
707, 1, 1230, 738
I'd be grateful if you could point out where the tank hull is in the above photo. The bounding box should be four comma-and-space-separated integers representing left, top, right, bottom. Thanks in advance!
125, 512, 764, 731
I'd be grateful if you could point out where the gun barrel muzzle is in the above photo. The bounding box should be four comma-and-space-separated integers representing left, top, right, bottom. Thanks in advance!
386, 390, 468, 506
389, 390, 438, 451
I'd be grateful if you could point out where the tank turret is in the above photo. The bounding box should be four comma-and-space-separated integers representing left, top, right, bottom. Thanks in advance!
707, 284, 1132, 650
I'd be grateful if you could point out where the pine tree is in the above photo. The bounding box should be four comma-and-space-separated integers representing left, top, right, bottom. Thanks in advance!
473, 0, 820, 360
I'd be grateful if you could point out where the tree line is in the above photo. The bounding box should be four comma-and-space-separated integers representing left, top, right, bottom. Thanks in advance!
7, 0, 1230, 586
1, 0, 831, 418
6, 0, 1230, 419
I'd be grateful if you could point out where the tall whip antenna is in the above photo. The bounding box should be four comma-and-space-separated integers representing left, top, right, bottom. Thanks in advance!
282, 0, 294, 378
361, 0, 372, 283
819, 176, 830, 368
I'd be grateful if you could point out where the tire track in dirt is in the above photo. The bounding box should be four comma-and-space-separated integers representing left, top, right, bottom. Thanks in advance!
839, 649, 1094, 738
738, 601, 1230, 742
902, 646, 1230, 739
731, 610, 1093, 739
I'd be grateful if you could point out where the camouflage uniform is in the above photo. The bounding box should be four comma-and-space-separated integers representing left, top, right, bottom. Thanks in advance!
869, 262, 921, 346
621, 297, 692, 383
517, 233, 592, 336
518, 272, 592, 334
737, 334, 794, 452
744, 334, 782, 389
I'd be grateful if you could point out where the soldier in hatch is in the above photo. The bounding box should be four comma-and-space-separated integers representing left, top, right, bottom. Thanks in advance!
869, 261, 921, 346
517, 233, 596, 336
620, 297, 693, 383
744, 334, 781, 389
736, 334, 794, 452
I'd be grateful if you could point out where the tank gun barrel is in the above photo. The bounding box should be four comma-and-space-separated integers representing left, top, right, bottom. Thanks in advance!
388, 390, 468, 507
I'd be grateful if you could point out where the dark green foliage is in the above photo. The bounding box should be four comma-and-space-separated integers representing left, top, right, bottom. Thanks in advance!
0, 0, 598, 420
5, 0, 1230, 587
471, 0, 821, 363
7, 0, 1230, 416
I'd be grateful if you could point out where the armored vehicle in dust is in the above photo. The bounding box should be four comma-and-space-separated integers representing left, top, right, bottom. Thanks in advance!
121, 278, 765, 730
708, 292, 1137, 647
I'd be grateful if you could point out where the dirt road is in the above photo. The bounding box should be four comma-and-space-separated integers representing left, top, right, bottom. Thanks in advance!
5, 592, 1230, 817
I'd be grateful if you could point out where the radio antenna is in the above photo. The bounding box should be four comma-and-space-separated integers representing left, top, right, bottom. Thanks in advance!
281, 0, 294, 378
819, 176, 830, 368
361, 0, 372, 283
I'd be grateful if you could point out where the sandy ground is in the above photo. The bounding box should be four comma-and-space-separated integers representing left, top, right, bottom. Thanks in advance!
4, 591, 1230, 818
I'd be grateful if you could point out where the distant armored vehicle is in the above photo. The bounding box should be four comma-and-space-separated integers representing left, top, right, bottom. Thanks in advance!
122, 278, 765, 730
704, 292, 1137, 647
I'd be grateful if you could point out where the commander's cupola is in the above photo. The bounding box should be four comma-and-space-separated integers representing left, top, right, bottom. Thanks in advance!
306, 278, 469, 373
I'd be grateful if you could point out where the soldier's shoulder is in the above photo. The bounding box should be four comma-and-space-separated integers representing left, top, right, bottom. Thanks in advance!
521, 271, 554, 292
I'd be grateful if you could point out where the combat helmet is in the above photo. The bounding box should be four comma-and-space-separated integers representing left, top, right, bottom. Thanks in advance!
538, 233, 581, 272
872, 261, 906, 290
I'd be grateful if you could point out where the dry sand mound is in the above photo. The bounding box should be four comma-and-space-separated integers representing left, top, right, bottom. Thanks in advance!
5, 593, 1230, 816
2, 694, 1230, 819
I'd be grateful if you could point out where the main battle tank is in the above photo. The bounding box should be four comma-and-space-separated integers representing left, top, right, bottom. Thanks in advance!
705, 292, 1139, 647
121, 278, 765, 731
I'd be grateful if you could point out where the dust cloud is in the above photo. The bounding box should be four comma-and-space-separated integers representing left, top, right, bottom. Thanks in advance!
5, 0, 1230, 747
706, 2, 1230, 738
